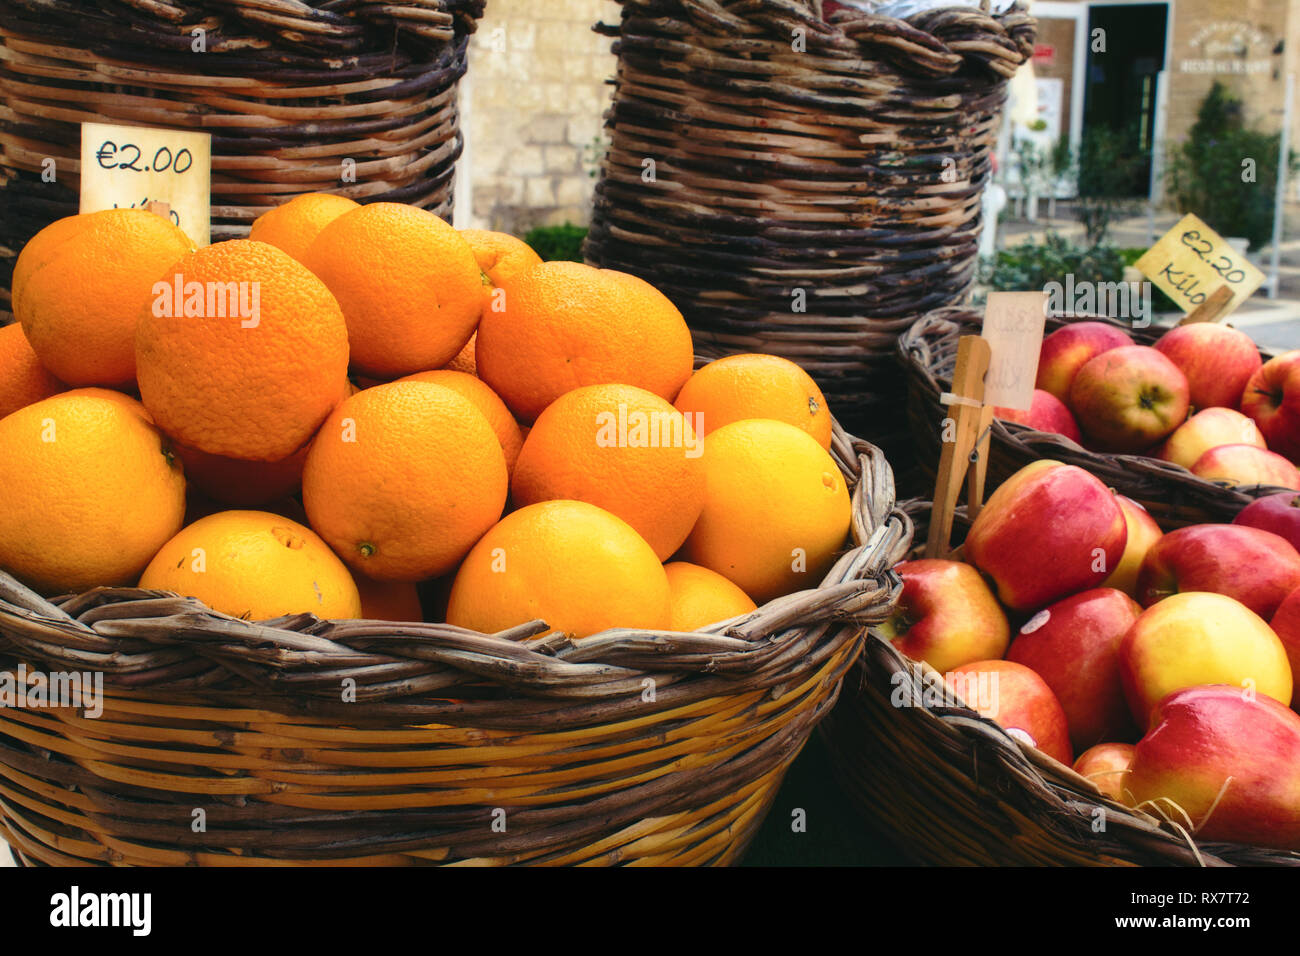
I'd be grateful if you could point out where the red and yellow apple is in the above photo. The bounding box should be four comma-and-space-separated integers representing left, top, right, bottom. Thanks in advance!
1069, 346, 1190, 453
1119, 591, 1293, 728
1267, 585, 1300, 708
994, 389, 1082, 443
965, 461, 1127, 612
1073, 742, 1136, 805
1136, 523, 1300, 618
1153, 322, 1262, 411
1101, 495, 1162, 598
1233, 491, 1300, 553
1006, 588, 1142, 751
944, 659, 1073, 765
1240, 350, 1300, 463
1158, 407, 1263, 470
1036, 321, 1134, 404
1128, 685, 1300, 851
1191, 444, 1300, 490
879, 559, 1010, 674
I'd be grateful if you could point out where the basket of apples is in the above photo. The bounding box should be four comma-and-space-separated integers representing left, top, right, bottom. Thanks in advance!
899, 309, 1297, 527
821, 459, 1300, 866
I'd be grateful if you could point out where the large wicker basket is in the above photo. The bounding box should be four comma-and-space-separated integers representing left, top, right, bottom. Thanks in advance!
0, 426, 908, 867
820, 500, 1300, 867
900, 308, 1290, 527
584, 0, 1035, 453
0, 0, 483, 319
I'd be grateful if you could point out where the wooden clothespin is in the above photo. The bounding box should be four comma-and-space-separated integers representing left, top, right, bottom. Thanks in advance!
1178, 283, 1234, 325
926, 334, 994, 559
144, 200, 171, 221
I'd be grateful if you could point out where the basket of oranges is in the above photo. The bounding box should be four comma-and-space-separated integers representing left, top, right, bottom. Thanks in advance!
0, 198, 909, 866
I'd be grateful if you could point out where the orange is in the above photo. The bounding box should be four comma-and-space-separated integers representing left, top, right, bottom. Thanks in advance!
139, 511, 361, 621
675, 353, 832, 449
446, 500, 671, 639
60, 386, 152, 422
445, 333, 477, 375
685, 419, 851, 604
0, 391, 186, 593
0, 322, 63, 418
136, 239, 350, 462
173, 441, 309, 507
398, 369, 523, 472
302, 381, 508, 581
460, 228, 542, 317
14, 209, 194, 386
665, 561, 758, 631
476, 261, 694, 422
511, 384, 705, 560
304, 203, 482, 378
248, 192, 360, 264
356, 575, 424, 622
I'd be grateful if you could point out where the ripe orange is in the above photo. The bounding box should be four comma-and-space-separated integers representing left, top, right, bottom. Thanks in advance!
511, 383, 705, 560
685, 419, 851, 603
0, 322, 63, 418
0, 391, 186, 593
136, 239, 350, 462
664, 561, 758, 631
304, 203, 482, 378
675, 353, 832, 449
248, 192, 360, 264
476, 261, 694, 422
445, 333, 477, 375
460, 228, 542, 317
173, 441, 310, 507
398, 369, 523, 472
302, 381, 508, 581
140, 511, 361, 621
356, 575, 424, 622
14, 209, 194, 387
446, 500, 671, 639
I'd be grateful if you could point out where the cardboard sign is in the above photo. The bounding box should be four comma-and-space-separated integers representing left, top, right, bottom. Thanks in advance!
1135, 213, 1264, 319
980, 291, 1048, 411
80, 122, 211, 246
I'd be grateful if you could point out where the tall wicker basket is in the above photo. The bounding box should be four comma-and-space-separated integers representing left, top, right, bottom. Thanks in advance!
0, 0, 484, 319
584, 0, 1035, 454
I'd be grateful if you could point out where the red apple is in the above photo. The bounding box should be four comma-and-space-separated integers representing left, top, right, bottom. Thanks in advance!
1073, 742, 1136, 804
1036, 321, 1134, 404
1267, 585, 1300, 708
965, 461, 1127, 612
1153, 323, 1262, 411
1158, 407, 1263, 470
1120, 592, 1293, 728
1136, 523, 1300, 618
1233, 492, 1300, 553
1069, 346, 1190, 452
1128, 686, 1300, 851
1191, 444, 1300, 490
944, 659, 1073, 765
1006, 588, 1142, 751
880, 559, 1010, 674
1240, 350, 1300, 463
1102, 495, 1162, 599
994, 389, 1082, 443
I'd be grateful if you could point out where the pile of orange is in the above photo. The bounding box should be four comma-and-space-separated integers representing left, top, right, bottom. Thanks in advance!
0, 196, 852, 640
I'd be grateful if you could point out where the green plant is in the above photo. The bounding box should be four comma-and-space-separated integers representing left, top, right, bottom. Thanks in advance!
1075, 126, 1145, 246
1118, 247, 1179, 313
983, 233, 1126, 294
523, 223, 588, 262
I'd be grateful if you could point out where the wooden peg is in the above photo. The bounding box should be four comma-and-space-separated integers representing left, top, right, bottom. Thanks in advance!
1178, 283, 1234, 325
144, 200, 171, 221
926, 335, 993, 559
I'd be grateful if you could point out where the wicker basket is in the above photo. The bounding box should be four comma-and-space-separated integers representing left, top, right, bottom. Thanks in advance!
0, 0, 484, 318
900, 308, 1290, 527
0, 424, 910, 867
584, 0, 1035, 453
820, 499, 1300, 867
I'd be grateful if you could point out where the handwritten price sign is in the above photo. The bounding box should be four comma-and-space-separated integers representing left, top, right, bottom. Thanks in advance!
980, 291, 1048, 410
79, 122, 211, 246
1135, 213, 1264, 320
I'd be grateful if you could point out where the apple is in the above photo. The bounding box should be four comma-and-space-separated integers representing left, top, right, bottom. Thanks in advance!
1267, 586, 1300, 708
965, 461, 1127, 612
1101, 495, 1162, 599
1191, 444, 1300, 490
1119, 591, 1293, 728
1128, 686, 1300, 851
1073, 742, 1136, 804
1036, 321, 1134, 404
944, 659, 1073, 765
994, 389, 1082, 443
1153, 323, 1262, 411
1069, 346, 1190, 453
1240, 350, 1300, 463
1158, 407, 1263, 470
878, 559, 1010, 674
1233, 492, 1300, 553
1136, 523, 1300, 619
1006, 588, 1142, 751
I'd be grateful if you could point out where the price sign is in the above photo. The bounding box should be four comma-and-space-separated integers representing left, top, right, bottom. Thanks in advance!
1135, 213, 1264, 320
79, 122, 211, 246
980, 291, 1048, 411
